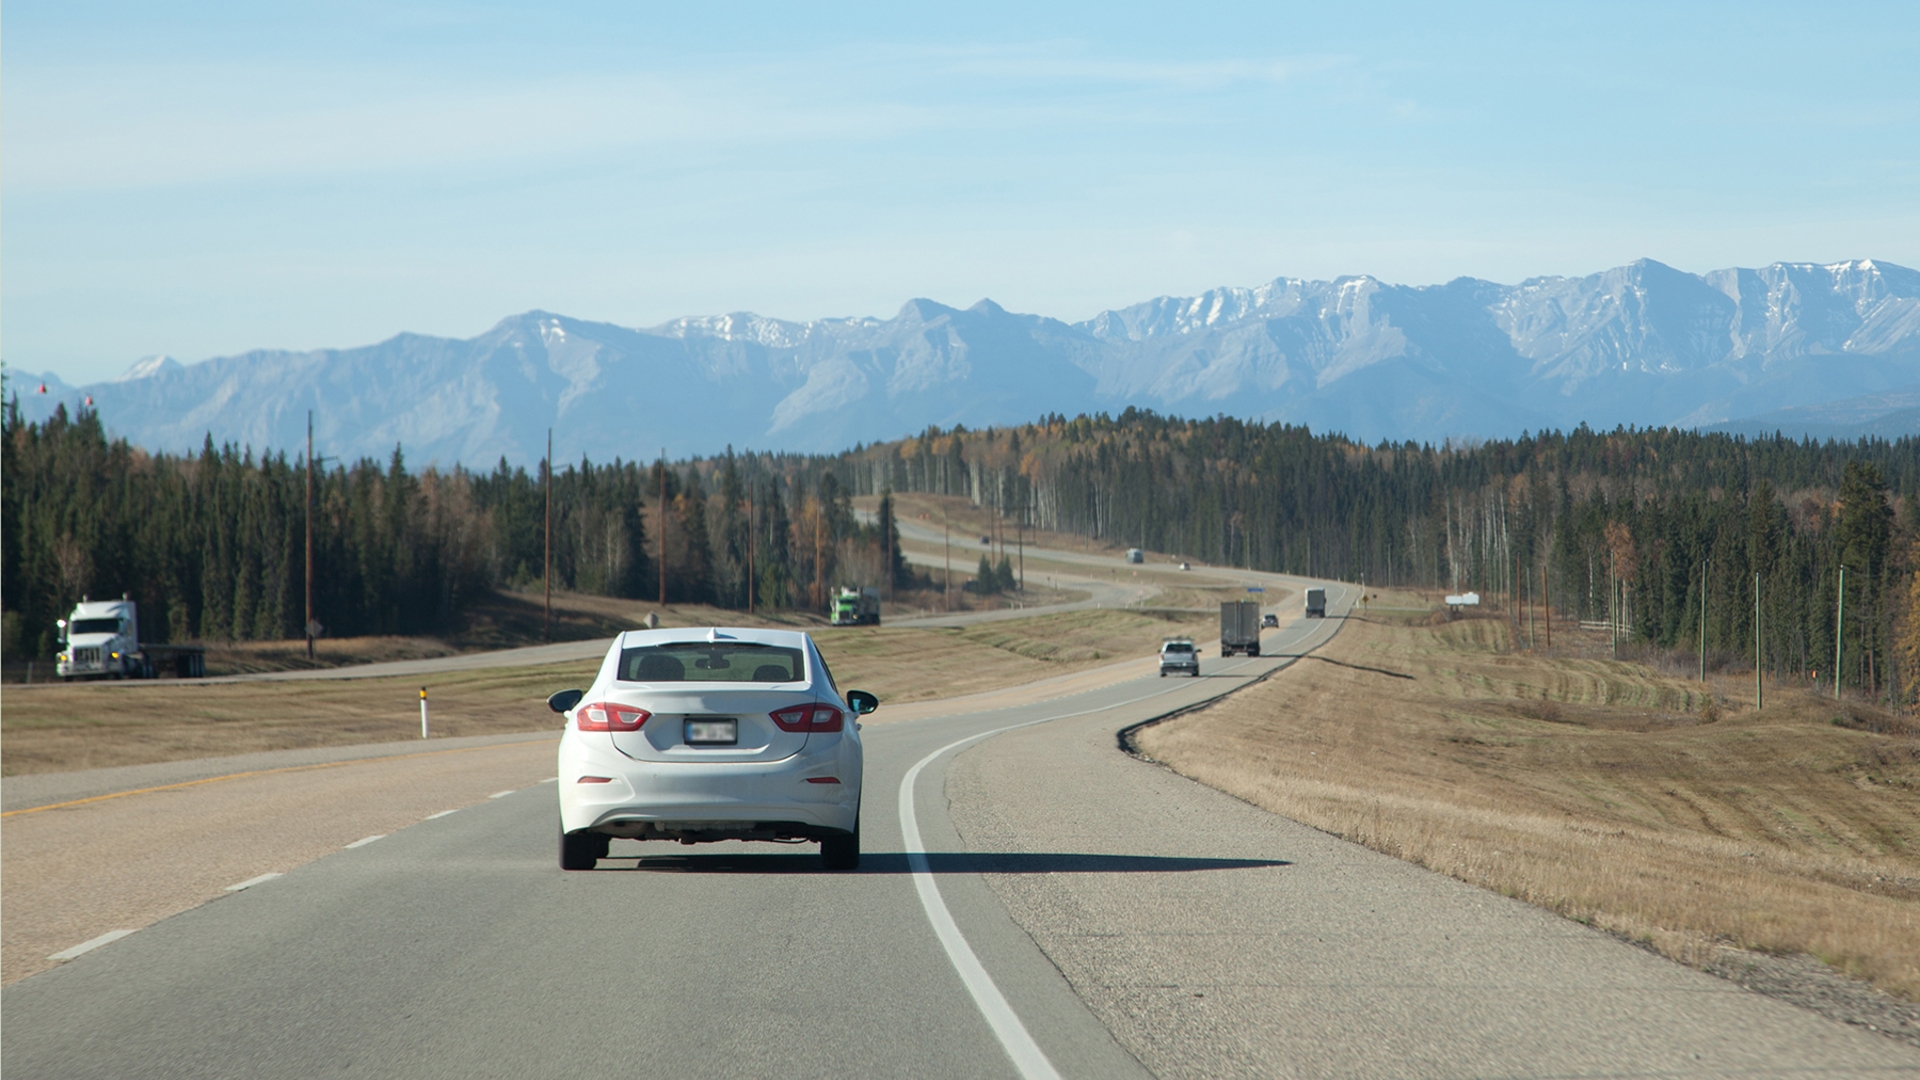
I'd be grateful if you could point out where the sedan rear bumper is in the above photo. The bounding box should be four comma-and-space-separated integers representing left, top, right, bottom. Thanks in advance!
558, 740, 859, 838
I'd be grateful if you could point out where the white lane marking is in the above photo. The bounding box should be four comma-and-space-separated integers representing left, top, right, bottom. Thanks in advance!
541, 776, 558, 783
426, 809, 460, 819
488, 789, 515, 799
900, 741, 1063, 1080
50, 929, 135, 961
345, 834, 386, 849
897, 678, 1217, 1080
225, 872, 282, 892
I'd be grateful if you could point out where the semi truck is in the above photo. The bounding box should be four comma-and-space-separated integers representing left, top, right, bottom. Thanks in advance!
830, 586, 881, 627
1304, 587, 1327, 618
55, 597, 206, 679
1218, 599, 1262, 657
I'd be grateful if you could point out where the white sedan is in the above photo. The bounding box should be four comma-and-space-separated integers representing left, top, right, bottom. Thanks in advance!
550, 627, 873, 871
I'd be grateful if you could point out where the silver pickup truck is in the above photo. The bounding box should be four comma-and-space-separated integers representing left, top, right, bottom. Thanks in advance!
1159, 638, 1199, 677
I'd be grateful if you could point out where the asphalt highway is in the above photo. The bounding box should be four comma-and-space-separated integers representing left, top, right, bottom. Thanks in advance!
8, 586, 1912, 1078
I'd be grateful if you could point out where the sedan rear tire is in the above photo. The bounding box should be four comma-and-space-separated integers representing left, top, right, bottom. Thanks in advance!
821, 826, 860, 871
560, 829, 609, 871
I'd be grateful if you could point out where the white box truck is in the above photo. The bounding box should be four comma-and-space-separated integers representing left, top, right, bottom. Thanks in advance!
55, 596, 205, 679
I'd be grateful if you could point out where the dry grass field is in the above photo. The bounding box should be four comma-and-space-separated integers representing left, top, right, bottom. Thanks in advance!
2, 606, 1210, 776
1133, 608, 1920, 1002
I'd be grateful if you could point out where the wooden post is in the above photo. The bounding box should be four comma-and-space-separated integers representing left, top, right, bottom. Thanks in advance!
1754, 571, 1763, 710
544, 429, 552, 644
305, 411, 315, 662
1835, 565, 1846, 700
658, 448, 667, 609
1542, 563, 1550, 649
747, 485, 755, 617
1699, 558, 1708, 683
1017, 504, 1024, 592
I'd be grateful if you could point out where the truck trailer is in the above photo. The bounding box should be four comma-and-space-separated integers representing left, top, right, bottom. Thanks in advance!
55, 597, 206, 679
1304, 587, 1328, 618
830, 586, 881, 627
1218, 599, 1262, 657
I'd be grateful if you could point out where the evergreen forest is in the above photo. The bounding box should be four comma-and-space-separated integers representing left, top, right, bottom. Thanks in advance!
10, 397, 1920, 706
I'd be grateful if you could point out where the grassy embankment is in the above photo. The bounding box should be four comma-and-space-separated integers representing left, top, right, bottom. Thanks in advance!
1134, 602, 1920, 1001
2, 605, 1209, 776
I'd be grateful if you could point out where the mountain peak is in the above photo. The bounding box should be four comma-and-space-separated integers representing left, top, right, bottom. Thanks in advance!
113, 355, 182, 382
897, 298, 960, 322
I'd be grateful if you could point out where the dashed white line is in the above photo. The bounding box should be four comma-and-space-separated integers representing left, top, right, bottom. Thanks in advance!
540, 777, 558, 783
425, 809, 460, 819
224, 872, 282, 892
49, 930, 136, 961
345, 834, 386, 849
488, 790, 515, 799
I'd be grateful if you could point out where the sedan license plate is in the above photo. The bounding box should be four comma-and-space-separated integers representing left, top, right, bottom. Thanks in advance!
684, 718, 738, 746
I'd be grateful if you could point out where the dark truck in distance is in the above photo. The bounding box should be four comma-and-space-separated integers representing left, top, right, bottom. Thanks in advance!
1219, 600, 1262, 657
1304, 587, 1328, 618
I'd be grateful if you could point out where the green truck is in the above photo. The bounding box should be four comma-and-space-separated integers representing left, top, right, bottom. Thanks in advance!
831, 586, 881, 626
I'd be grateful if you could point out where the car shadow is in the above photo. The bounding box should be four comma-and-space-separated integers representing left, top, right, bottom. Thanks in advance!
602, 850, 1291, 875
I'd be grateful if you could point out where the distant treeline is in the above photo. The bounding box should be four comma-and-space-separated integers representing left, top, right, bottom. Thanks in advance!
0, 402, 909, 659
10, 396, 1920, 705
811, 409, 1920, 704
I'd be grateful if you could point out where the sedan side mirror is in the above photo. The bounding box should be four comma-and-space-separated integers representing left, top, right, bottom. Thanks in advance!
845, 690, 879, 716
547, 688, 585, 714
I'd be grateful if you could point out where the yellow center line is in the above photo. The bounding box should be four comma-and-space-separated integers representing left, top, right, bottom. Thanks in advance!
1, 739, 556, 818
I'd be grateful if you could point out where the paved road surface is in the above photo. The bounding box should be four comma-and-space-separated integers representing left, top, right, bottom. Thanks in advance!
8, 587, 1912, 1078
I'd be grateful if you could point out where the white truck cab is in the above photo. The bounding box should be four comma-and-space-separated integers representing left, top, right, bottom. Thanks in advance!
57, 598, 144, 679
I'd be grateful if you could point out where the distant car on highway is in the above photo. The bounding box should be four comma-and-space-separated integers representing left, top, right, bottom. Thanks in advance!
1261, 613, 1279, 628
1159, 637, 1199, 677
549, 627, 874, 871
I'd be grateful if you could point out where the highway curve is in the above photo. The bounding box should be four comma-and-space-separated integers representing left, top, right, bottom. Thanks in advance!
6, 584, 1912, 1079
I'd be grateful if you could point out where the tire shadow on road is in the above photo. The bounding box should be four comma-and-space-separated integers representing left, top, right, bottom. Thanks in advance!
597, 851, 1290, 875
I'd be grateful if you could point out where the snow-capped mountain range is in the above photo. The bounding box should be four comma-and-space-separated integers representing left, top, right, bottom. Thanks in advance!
13, 259, 1920, 466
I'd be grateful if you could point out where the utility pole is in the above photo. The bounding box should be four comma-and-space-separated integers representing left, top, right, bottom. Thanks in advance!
1542, 563, 1550, 649
944, 508, 952, 613
658, 448, 667, 609
544, 428, 553, 644
814, 493, 824, 613
1835, 565, 1846, 700
305, 411, 315, 661
1017, 503, 1025, 592
1699, 558, 1708, 683
747, 484, 755, 617
1754, 571, 1763, 710
1610, 551, 1619, 661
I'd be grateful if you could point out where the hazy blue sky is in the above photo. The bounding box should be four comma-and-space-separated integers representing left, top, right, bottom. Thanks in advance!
7, 1, 1917, 383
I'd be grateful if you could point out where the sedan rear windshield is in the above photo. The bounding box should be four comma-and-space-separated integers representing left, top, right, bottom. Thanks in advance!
618, 643, 806, 683
1162, 642, 1194, 653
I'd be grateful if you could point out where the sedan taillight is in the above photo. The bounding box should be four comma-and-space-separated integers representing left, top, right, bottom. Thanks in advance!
769, 703, 844, 732
577, 702, 651, 732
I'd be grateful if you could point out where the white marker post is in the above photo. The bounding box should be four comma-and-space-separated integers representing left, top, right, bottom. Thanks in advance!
419, 686, 429, 739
